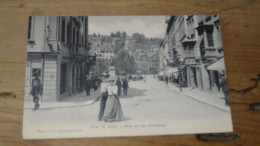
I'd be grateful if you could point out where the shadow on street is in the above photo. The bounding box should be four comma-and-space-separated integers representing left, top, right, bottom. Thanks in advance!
119, 87, 147, 98
60, 86, 147, 103
60, 89, 101, 103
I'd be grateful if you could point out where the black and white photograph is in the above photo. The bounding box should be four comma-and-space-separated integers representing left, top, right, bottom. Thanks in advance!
23, 15, 233, 139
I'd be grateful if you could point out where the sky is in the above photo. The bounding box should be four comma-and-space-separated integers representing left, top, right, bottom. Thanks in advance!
88, 16, 167, 38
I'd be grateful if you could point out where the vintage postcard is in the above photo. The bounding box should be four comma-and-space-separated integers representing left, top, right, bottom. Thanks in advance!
23, 15, 233, 139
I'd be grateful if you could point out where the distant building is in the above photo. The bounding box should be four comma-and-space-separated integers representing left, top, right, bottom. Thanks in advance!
25, 16, 92, 101
112, 37, 119, 46
133, 46, 160, 74
124, 37, 136, 50
88, 35, 102, 47
147, 45, 160, 74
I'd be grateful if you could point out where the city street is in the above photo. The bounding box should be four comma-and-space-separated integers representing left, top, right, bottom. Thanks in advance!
24, 76, 232, 137
22, 16, 233, 139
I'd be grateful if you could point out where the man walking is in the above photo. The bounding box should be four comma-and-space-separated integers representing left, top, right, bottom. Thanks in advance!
123, 78, 129, 96
93, 76, 99, 91
85, 75, 91, 96
30, 75, 42, 110
220, 74, 230, 106
165, 76, 169, 85
98, 77, 108, 121
116, 78, 122, 96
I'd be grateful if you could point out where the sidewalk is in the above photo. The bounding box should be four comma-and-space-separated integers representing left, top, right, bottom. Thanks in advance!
162, 81, 230, 112
24, 89, 102, 110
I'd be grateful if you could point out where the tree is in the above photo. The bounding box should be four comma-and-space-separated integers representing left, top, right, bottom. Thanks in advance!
131, 33, 146, 43
112, 50, 136, 74
110, 32, 115, 37
115, 31, 121, 38
93, 33, 97, 37
122, 31, 127, 38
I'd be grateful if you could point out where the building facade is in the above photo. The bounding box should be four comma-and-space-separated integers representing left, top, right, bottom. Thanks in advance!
25, 16, 92, 102
164, 15, 224, 92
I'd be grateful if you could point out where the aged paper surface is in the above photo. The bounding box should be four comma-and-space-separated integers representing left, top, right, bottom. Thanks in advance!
23, 15, 233, 139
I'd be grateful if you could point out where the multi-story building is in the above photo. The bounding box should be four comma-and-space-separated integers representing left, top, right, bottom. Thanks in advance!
164, 15, 223, 92
99, 44, 114, 61
124, 36, 136, 50
194, 15, 223, 92
25, 16, 92, 102
133, 47, 160, 74
147, 45, 160, 74
159, 35, 173, 75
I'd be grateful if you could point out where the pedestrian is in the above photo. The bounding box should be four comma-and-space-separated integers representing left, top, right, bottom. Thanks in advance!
122, 78, 129, 96
220, 74, 230, 106
165, 76, 169, 85
98, 77, 109, 121
103, 77, 125, 122
94, 76, 99, 91
30, 75, 42, 110
116, 78, 122, 96
85, 76, 91, 96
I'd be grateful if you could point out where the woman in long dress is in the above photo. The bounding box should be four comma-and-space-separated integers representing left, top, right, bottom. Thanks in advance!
103, 79, 125, 122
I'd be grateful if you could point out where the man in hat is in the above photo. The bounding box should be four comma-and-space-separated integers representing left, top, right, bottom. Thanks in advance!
116, 78, 122, 96
93, 76, 99, 91
220, 74, 230, 106
122, 78, 129, 96
30, 75, 42, 110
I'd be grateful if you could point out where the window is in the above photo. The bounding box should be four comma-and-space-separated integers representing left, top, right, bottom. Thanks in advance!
82, 36, 84, 46
28, 16, 32, 39
206, 31, 214, 47
77, 31, 79, 45
200, 39, 205, 57
60, 63, 67, 94
73, 28, 75, 44
61, 18, 66, 42
67, 23, 71, 44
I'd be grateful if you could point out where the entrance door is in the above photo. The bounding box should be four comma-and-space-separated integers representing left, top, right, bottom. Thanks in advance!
60, 62, 67, 94
192, 67, 198, 88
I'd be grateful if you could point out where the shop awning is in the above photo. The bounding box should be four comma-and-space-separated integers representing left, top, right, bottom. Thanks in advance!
207, 58, 225, 71
165, 68, 178, 74
158, 71, 165, 76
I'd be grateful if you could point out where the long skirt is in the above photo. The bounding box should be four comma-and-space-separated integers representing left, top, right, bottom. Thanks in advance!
103, 95, 125, 122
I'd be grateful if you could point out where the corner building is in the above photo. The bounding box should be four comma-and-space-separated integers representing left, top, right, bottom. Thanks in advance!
25, 16, 92, 102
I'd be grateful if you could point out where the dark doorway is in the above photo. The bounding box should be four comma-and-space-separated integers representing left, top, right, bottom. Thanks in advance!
60, 63, 67, 94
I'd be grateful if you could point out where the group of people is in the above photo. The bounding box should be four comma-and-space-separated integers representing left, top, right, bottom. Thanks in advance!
115, 78, 129, 96
98, 77, 127, 122
85, 76, 101, 96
